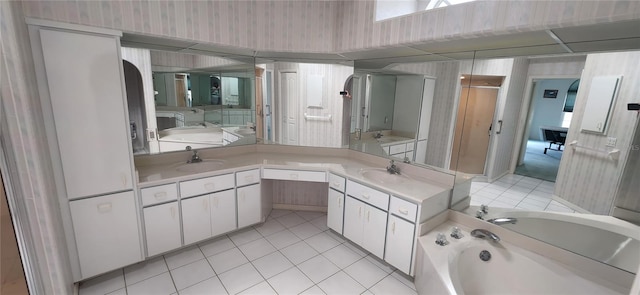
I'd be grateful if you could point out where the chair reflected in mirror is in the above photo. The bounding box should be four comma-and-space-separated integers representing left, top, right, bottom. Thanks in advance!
542, 127, 568, 154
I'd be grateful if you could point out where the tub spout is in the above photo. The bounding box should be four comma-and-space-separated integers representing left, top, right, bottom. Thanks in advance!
487, 217, 518, 225
471, 229, 500, 242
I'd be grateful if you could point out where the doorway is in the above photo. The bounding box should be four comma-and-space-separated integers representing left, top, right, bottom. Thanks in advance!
514, 78, 579, 182
1, 169, 28, 295
123, 61, 148, 155
450, 75, 503, 175
280, 71, 299, 145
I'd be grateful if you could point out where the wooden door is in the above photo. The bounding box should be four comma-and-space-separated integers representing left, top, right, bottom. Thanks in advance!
175, 74, 186, 107
451, 87, 499, 174
210, 189, 237, 236
384, 215, 415, 274
181, 195, 212, 244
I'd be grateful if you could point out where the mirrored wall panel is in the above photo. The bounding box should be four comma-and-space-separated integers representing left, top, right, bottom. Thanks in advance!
122, 48, 256, 155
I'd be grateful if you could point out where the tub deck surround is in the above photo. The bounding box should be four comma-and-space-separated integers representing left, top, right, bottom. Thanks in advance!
134, 144, 454, 204
415, 211, 635, 295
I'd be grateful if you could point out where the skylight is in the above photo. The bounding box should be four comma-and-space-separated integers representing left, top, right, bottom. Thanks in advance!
376, 0, 477, 21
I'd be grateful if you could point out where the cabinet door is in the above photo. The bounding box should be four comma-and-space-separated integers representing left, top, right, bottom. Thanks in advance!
384, 215, 415, 274
327, 189, 344, 234
182, 195, 212, 245
39, 29, 133, 200
237, 184, 261, 228
144, 202, 181, 257
211, 190, 237, 237
69, 191, 141, 279
362, 205, 388, 258
343, 197, 364, 246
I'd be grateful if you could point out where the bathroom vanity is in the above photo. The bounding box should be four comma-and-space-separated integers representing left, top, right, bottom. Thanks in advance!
132, 145, 453, 279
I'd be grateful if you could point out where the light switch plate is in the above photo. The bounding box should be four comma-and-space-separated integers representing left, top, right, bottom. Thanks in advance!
606, 137, 617, 147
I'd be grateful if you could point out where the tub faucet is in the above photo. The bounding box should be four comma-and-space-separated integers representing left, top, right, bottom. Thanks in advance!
487, 217, 518, 225
471, 229, 500, 242
373, 131, 383, 139
185, 146, 202, 163
386, 160, 400, 175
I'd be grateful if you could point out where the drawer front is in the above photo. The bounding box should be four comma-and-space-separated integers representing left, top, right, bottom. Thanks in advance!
180, 174, 234, 198
346, 180, 389, 211
405, 143, 414, 152
329, 173, 346, 192
389, 196, 418, 223
236, 169, 260, 187
262, 168, 326, 182
389, 144, 406, 155
141, 183, 178, 207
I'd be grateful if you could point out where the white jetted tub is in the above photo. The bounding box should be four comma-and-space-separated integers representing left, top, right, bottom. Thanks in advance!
415, 219, 634, 295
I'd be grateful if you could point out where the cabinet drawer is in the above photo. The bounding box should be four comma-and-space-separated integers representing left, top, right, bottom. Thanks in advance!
329, 173, 346, 192
405, 143, 414, 152
236, 169, 260, 187
262, 168, 326, 182
389, 196, 418, 223
180, 174, 234, 198
346, 180, 389, 211
141, 183, 178, 207
389, 144, 406, 155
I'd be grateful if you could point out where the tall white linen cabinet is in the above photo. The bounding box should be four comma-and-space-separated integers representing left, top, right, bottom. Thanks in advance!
28, 20, 142, 281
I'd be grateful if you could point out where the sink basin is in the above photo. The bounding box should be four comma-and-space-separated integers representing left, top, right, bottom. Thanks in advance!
174, 159, 225, 173
359, 168, 411, 185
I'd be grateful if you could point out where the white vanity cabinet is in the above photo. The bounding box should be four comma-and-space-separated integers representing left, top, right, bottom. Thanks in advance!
141, 184, 181, 256
344, 180, 390, 258
143, 202, 181, 257
237, 184, 261, 228
385, 196, 418, 274
181, 195, 213, 245
327, 173, 346, 234
343, 196, 388, 257
69, 191, 141, 279
210, 190, 237, 237
180, 174, 235, 245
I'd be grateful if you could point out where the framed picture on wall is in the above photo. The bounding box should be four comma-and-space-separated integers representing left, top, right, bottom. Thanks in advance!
543, 89, 558, 98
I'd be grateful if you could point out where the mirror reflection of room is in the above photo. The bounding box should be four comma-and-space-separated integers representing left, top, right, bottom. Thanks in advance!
122, 49, 257, 154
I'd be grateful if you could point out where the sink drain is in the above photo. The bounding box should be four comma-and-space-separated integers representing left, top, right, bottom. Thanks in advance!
479, 250, 491, 262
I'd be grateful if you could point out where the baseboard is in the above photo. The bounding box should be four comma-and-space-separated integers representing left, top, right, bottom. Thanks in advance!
612, 207, 640, 225
272, 204, 327, 212
551, 195, 591, 213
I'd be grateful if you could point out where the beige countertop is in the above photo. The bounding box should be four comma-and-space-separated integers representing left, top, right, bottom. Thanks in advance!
134, 145, 454, 204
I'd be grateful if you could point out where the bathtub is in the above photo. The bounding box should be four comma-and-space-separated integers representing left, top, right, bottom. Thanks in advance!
158, 126, 223, 152
415, 219, 633, 295
489, 210, 640, 273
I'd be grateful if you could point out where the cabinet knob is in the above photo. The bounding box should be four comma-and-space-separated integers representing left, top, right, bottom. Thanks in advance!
154, 192, 167, 200
97, 203, 112, 213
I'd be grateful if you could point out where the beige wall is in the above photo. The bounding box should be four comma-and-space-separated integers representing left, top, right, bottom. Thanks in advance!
556, 51, 640, 215
0, 1, 73, 293
22, 1, 640, 53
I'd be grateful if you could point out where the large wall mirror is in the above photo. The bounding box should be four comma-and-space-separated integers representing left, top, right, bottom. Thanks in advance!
121, 43, 257, 155
353, 35, 640, 276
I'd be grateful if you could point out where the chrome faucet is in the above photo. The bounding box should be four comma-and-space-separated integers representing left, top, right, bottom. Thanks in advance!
185, 146, 202, 163
373, 131, 383, 139
386, 159, 400, 175
470, 229, 500, 242
487, 217, 518, 225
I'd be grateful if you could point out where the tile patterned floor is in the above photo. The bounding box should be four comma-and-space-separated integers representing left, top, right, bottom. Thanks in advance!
79, 210, 417, 295
470, 174, 576, 213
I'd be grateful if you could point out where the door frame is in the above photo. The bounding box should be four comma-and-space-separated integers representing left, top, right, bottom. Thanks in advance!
509, 74, 581, 174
